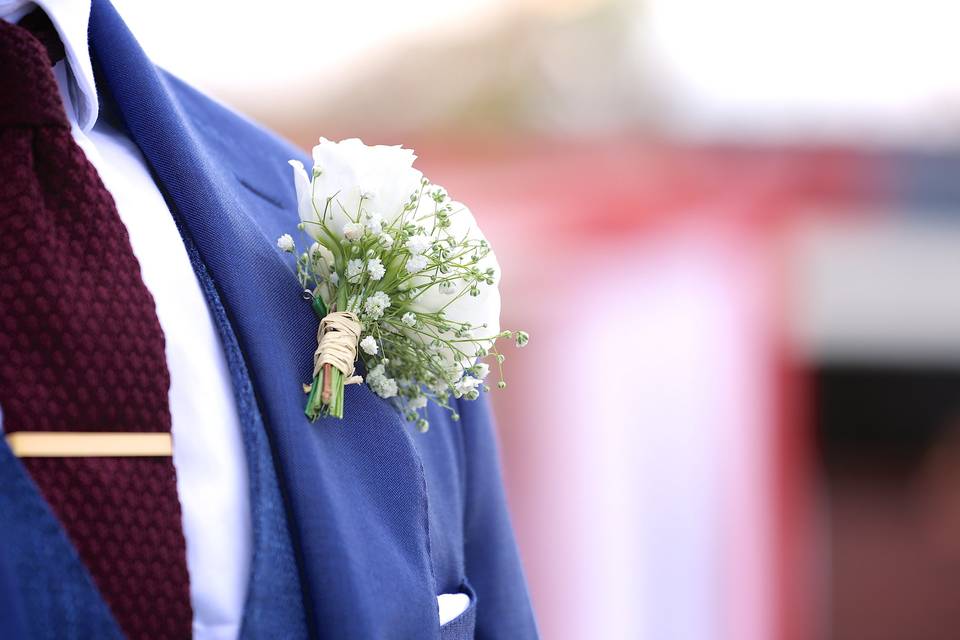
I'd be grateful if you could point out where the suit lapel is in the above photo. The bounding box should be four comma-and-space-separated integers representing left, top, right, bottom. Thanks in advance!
0, 421, 123, 638
89, 2, 442, 637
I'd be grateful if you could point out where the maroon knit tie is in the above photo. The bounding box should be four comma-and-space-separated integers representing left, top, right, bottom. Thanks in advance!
0, 15, 193, 639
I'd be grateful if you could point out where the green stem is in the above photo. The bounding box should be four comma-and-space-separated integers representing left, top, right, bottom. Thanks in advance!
329, 369, 346, 419
305, 372, 323, 421
304, 367, 348, 421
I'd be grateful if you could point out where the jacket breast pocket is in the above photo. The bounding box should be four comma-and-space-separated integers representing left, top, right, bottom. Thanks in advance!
439, 579, 477, 640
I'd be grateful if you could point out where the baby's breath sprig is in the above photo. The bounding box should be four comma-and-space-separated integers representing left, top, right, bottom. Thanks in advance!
281, 140, 527, 431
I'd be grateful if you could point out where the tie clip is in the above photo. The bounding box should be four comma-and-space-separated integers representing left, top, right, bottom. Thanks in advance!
5, 432, 173, 458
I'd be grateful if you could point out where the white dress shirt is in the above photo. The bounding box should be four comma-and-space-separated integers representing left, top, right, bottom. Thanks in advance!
2, 1, 476, 631
0, 2, 252, 638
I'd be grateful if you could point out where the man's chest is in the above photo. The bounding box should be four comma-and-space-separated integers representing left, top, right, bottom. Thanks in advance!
66, 100, 252, 636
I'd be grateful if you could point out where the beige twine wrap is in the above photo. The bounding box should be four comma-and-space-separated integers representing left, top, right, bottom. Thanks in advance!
313, 311, 364, 385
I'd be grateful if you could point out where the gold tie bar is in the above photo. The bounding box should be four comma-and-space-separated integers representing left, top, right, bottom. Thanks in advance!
5, 432, 173, 458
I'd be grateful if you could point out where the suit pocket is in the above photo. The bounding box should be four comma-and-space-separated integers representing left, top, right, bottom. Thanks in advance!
439, 579, 477, 640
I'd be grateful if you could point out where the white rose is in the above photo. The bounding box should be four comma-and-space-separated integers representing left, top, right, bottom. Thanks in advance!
289, 138, 423, 243
405, 199, 501, 378
405, 234, 432, 255
366, 212, 384, 235
309, 242, 335, 272
309, 242, 337, 307
342, 221, 365, 242
405, 254, 428, 273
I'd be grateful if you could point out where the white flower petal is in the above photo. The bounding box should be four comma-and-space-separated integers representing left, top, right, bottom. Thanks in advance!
360, 335, 379, 355
367, 258, 386, 281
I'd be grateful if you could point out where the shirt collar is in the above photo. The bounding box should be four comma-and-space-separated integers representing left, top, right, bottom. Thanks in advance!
0, 0, 98, 131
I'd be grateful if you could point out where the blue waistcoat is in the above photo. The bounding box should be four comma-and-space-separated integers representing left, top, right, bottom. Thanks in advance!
0, 2, 538, 638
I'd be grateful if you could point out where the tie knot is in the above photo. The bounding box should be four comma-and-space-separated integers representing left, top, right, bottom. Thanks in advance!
0, 13, 69, 128
18, 9, 67, 65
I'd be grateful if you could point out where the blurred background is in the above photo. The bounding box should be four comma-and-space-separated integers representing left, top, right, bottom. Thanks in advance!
117, 1, 960, 638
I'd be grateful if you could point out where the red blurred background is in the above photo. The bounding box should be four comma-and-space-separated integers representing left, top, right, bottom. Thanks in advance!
121, 1, 960, 637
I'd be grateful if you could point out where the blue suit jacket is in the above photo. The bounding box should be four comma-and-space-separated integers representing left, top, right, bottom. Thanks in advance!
0, 2, 538, 638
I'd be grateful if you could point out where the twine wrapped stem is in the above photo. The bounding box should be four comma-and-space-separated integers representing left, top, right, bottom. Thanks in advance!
305, 311, 363, 420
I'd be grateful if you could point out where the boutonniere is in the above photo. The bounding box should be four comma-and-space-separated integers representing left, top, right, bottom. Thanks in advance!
278, 138, 528, 431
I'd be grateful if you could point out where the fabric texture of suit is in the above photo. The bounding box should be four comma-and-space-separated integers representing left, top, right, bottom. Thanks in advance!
0, 2, 539, 638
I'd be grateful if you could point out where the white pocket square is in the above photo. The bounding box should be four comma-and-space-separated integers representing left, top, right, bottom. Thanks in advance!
437, 592, 470, 625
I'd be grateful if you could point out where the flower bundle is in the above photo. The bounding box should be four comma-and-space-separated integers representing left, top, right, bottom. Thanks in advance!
279, 138, 527, 431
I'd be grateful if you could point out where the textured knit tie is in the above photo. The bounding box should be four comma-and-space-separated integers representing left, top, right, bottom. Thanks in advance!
0, 14, 193, 639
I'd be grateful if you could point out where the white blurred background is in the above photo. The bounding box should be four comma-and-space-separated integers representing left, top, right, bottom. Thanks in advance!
116, 2, 960, 638
120, 0, 960, 144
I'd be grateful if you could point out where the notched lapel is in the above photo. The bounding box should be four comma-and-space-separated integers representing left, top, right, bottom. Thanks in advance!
89, 2, 442, 636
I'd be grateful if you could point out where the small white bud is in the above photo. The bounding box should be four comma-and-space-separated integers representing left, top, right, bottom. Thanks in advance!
367, 257, 386, 281
342, 221, 365, 242
360, 335, 379, 356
